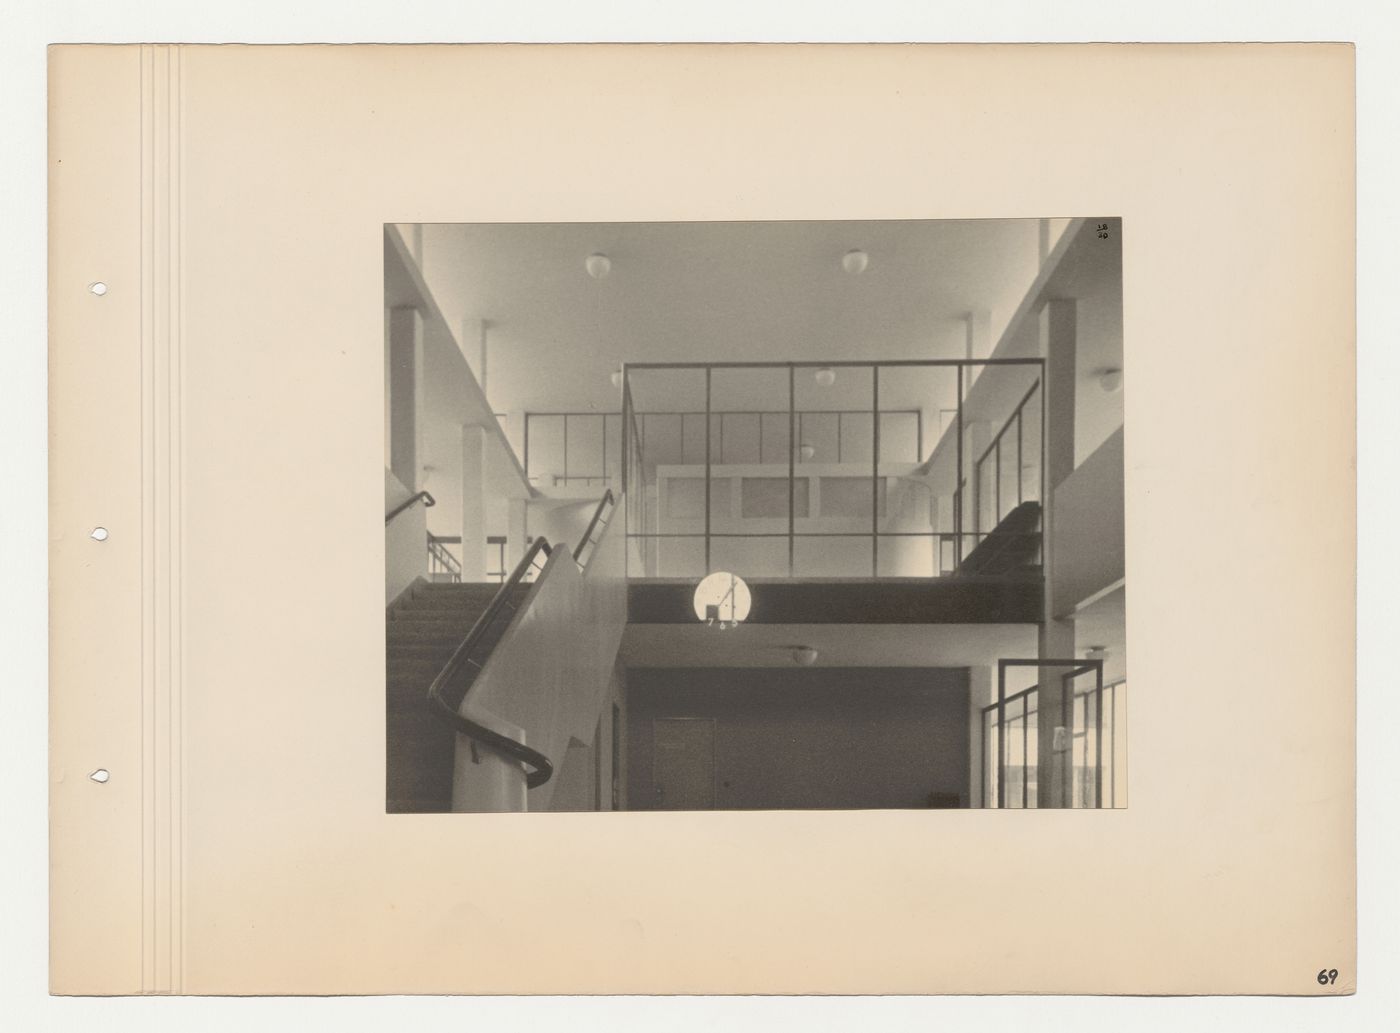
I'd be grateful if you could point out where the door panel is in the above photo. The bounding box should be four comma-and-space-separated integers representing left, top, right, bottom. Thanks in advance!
652, 718, 715, 809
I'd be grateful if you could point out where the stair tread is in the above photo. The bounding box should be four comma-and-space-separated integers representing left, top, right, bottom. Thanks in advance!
385, 581, 534, 811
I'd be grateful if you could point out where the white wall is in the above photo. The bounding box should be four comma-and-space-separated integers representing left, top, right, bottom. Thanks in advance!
1051, 427, 1125, 617
385, 467, 426, 604
452, 495, 628, 811
545, 666, 626, 812
526, 496, 603, 558
1072, 231, 1125, 466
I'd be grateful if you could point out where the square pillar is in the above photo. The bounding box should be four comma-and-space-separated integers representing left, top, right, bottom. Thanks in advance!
388, 306, 424, 490
460, 425, 486, 581
1036, 297, 1078, 807
507, 498, 528, 567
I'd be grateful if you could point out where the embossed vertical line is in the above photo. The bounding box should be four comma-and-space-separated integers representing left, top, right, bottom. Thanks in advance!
138, 41, 155, 996
169, 41, 185, 995
138, 42, 182, 996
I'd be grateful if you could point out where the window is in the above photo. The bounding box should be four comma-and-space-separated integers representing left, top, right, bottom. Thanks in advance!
741, 477, 809, 518
820, 476, 886, 518
666, 478, 705, 518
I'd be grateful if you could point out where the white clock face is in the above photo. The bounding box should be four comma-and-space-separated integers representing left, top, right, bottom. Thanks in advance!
692, 571, 752, 624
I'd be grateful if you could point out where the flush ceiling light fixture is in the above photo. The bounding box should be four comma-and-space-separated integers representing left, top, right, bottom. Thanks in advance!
1098, 368, 1123, 394
841, 249, 869, 275
585, 252, 612, 279
791, 646, 819, 667
813, 367, 836, 387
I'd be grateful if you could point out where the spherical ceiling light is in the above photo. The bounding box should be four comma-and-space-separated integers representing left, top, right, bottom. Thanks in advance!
692, 571, 752, 627
841, 249, 869, 275
791, 646, 819, 667
799, 442, 816, 461
1098, 368, 1123, 394
813, 367, 836, 387
585, 252, 612, 279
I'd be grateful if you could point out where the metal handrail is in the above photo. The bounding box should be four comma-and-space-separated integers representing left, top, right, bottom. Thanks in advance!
385, 490, 436, 525
974, 378, 1041, 471
426, 533, 462, 583
573, 488, 616, 567
425, 537, 556, 789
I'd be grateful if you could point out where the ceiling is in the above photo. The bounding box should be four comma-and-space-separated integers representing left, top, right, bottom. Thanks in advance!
1071, 585, 1127, 684
416, 219, 1043, 416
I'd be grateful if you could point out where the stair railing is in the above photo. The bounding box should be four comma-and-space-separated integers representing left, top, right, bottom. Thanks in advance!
572, 488, 616, 568
385, 489, 435, 525
426, 532, 463, 583
425, 488, 620, 792
426, 537, 556, 788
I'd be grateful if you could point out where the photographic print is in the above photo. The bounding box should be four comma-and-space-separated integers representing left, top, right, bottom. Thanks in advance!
384, 217, 1125, 813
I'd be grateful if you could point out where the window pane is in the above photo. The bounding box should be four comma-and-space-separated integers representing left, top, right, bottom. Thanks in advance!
793, 535, 872, 577
528, 414, 564, 486
666, 477, 705, 519
741, 477, 808, 519
565, 414, 605, 480
820, 477, 886, 518
878, 410, 919, 463
840, 411, 874, 466
642, 412, 684, 468
876, 534, 936, 577
655, 536, 705, 578
759, 412, 790, 465
717, 412, 761, 464
711, 536, 788, 578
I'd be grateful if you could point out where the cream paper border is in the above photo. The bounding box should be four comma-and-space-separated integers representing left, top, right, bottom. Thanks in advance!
49, 43, 1355, 995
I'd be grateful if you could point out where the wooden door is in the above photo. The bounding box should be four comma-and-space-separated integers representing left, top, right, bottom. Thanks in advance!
651, 718, 715, 809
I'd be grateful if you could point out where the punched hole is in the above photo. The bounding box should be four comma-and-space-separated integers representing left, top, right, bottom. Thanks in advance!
89, 282, 108, 296
90, 527, 109, 542
89, 769, 110, 783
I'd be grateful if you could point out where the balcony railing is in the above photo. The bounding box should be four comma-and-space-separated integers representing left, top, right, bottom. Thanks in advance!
427, 532, 463, 583
620, 359, 1045, 580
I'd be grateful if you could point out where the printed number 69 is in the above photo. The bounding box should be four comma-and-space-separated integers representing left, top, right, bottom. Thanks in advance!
1317, 968, 1338, 985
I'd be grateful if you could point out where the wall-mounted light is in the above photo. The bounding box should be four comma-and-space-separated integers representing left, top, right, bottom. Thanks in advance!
791, 646, 819, 667
585, 253, 612, 279
813, 367, 836, 387
610, 368, 623, 388
1098, 368, 1123, 394
799, 442, 816, 461
841, 249, 869, 275
1084, 645, 1108, 661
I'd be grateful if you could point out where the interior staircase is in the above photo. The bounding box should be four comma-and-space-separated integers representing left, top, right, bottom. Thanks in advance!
386, 580, 531, 813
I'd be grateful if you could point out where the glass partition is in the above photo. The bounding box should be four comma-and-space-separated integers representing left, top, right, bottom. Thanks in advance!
980, 659, 1122, 809
620, 359, 1043, 579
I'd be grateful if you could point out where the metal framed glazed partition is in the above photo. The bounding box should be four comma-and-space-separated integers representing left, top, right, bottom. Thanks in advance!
619, 359, 1046, 580
981, 659, 1126, 809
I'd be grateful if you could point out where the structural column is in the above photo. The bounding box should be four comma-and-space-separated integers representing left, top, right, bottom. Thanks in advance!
507, 497, 529, 568
1037, 297, 1077, 808
388, 306, 425, 490
460, 424, 487, 581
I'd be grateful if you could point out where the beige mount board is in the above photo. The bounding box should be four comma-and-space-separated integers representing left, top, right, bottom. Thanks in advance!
48, 43, 1354, 995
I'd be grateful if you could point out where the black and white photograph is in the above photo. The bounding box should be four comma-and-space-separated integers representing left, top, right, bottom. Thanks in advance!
385, 217, 1125, 813
31, 29, 1367, 1011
